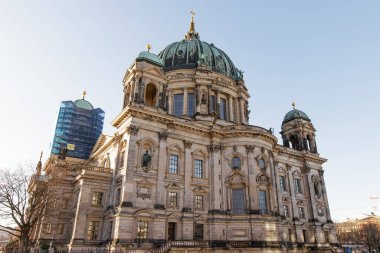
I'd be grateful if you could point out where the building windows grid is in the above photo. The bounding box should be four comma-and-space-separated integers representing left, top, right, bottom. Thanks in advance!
137, 221, 148, 239
283, 205, 289, 217
220, 98, 227, 120
92, 192, 103, 206
259, 190, 268, 214
57, 223, 64, 234
298, 206, 305, 219
188, 93, 195, 116
173, 94, 184, 117
169, 155, 179, 174
195, 195, 204, 210
232, 189, 245, 214
295, 178, 302, 194
279, 176, 286, 192
87, 221, 100, 240
44, 223, 52, 234
194, 159, 203, 178
168, 192, 178, 208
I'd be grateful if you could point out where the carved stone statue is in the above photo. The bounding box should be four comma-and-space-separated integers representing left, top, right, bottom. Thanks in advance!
142, 150, 151, 167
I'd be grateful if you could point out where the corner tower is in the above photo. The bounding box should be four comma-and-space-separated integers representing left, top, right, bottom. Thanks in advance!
280, 103, 318, 153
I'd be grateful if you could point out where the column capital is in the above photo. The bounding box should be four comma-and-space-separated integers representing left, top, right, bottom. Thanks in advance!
245, 145, 255, 153
158, 131, 168, 141
126, 125, 139, 135
183, 140, 193, 149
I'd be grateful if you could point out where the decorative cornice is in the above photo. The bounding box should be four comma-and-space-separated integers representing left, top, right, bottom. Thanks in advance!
301, 166, 311, 174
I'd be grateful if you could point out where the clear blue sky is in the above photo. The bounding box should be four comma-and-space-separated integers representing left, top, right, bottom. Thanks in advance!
1, 1, 379, 222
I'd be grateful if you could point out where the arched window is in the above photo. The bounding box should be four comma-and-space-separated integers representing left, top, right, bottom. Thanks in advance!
289, 134, 300, 150
145, 83, 157, 106
258, 158, 266, 170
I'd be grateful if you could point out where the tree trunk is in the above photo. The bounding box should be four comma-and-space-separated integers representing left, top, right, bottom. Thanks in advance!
18, 235, 28, 253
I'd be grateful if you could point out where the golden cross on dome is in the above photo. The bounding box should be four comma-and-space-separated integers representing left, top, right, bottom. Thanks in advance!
146, 43, 152, 52
292, 101, 296, 109
190, 11, 196, 18
39, 150, 43, 162
82, 89, 87, 99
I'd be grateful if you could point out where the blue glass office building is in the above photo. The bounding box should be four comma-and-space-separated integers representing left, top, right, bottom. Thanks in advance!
51, 98, 104, 159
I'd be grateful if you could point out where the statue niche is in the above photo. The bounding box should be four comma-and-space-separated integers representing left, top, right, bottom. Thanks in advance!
141, 150, 151, 171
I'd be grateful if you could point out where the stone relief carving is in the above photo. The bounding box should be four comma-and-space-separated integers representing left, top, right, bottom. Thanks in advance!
136, 178, 153, 200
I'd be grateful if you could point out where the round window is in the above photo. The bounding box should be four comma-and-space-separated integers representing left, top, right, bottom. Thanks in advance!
231, 157, 241, 169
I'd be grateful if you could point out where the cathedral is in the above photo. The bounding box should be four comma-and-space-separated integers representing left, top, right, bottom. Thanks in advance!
31, 15, 339, 253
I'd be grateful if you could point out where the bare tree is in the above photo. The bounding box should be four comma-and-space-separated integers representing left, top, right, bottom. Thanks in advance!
358, 223, 380, 253
0, 165, 54, 253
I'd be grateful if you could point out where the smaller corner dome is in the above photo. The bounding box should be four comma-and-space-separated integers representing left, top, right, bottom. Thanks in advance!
136, 51, 164, 66
74, 99, 94, 110
282, 109, 311, 124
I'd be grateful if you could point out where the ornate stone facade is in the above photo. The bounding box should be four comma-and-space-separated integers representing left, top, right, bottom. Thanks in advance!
30, 18, 339, 253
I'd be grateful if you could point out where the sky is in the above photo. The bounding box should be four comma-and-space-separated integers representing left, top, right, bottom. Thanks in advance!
0, 1, 379, 222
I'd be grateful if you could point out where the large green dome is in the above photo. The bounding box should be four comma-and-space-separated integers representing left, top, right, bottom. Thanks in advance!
282, 109, 311, 124
157, 17, 243, 81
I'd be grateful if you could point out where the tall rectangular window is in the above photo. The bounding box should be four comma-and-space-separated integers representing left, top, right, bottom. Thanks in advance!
298, 206, 305, 219
169, 155, 179, 174
87, 221, 100, 240
174, 94, 184, 116
194, 224, 204, 240
137, 221, 148, 239
45, 223, 52, 234
295, 178, 302, 194
232, 189, 245, 214
168, 192, 178, 208
279, 176, 286, 192
220, 98, 227, 120
57, 223, 64, 234
283, 205, 289, 217
63, 199, 69, 209
195, 195, 203, 209
188, 93, 195, 116
194, 159, 203, 178
259, 190, 268, 214
324, 231, 329, 243
92, 192, 103, 206
210, 95, 216, 113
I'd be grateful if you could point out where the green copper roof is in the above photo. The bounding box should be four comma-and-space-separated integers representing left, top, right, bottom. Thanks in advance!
282, 109, 311, 124
158, 39, 243, 81
136, 51, 164, 66
74, 99, 94, 110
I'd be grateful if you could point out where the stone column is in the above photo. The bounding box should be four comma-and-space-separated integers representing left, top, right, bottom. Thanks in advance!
245, 145, 255, 210
208, 144, 222, 211
302, 166, 316, 222
207, 85, 212, 113
319, 170, 332, 222
123, 126, 140, 203
129, 79, 135, 104
183, 140, 193, 209
183, 87, 188, 116
229, 96, 234, 122
236, 97, 241, 124
286, 165, 297, 220
139, 79, 146, 104
134, 78, 140, 103
155, 131, 168, 207
215, 90, 220, 118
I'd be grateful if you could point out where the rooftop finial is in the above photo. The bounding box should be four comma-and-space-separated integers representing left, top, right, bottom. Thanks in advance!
190, 11, 195, 33
146, 43, 152, 52
39, 150, 43, 162
185, 11, 199, 40
82, 89, 87, 99
292, 101, 296, 109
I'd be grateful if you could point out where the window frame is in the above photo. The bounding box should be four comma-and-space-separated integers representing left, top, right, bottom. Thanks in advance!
194, 159, 203, 178
259, 190, 268, 214
279, 175, 287, 192
295, 178, 303, 194
137, 220, 148, 240
87, 221, 100, 240
168, 192, 178, 208
168, 154, 179, 174
231, 188, 245, 214
173, 93, 184, 117
195, 195, 204, 210
92, 192, 104, 206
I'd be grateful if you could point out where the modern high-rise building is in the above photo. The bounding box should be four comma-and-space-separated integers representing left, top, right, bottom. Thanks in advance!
51, 93, 104, 160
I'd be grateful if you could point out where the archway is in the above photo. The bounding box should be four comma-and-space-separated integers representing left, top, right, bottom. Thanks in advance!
145, 84, 157, 106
